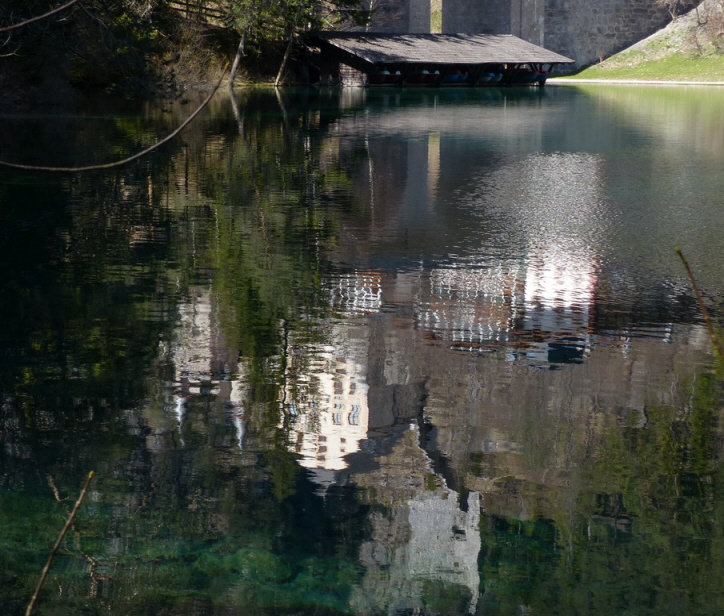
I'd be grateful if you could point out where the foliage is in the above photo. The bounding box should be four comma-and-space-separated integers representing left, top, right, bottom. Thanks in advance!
0, 89, 367, 613
430, 9, 442, 34
0, 0, 369, 100
0, 1, 180, 98
477, 369, 724, 616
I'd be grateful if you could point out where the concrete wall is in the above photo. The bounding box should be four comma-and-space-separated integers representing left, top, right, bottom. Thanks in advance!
545, 0, 674, 67
364, 0, 431, 32
409, 0, 432, 31
350, 0, 687, 70
441, 0, 677, 68
442, 0, 511, 34
513, 0, 546, 47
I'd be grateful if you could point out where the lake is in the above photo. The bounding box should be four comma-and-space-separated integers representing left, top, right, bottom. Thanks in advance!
1, 84, 724, 615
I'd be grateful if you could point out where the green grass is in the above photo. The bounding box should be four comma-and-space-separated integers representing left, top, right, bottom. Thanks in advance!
430, 10, 442, 34
561, 53, 724, 82
555, 15, 724, 83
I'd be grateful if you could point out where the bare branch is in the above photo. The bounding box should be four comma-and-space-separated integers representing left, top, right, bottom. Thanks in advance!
25, 471, 94, 616
0, 33, 21, 55
0, 65, 229, 173
676, 247, 724, 359
0, 0, 79, 33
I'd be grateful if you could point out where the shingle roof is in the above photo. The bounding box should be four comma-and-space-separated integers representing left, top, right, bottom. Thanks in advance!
311, 32, 574, 65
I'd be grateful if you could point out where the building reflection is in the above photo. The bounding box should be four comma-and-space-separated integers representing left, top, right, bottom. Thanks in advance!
282, 326, 370, 483
158, 92, 720, 614
521, 245, 596, 365
162, 241, 714, 612
418, 264, 522, 346
413, 245, 595, 366
273, 270, 487, 610
166, 287, 247, 450
348, 426, 482, 615
328, 106, 607, 366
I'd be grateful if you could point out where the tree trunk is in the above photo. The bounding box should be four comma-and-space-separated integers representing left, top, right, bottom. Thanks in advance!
275, 9, 300, 88
229, 28, 247, 88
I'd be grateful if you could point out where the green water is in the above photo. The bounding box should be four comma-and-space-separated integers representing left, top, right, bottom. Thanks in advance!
1, 85, 724, 615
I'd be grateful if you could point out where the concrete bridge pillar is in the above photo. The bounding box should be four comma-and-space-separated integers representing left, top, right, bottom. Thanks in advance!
365, 0, 431, 33
442, 0, 544, 45
511, 0, 546, 46
361, 0, 673, 70
409, 0, 432, 32
440, 0, 675, 69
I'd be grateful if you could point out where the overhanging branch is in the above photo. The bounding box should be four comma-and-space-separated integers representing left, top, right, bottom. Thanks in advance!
0, 0, 79, 33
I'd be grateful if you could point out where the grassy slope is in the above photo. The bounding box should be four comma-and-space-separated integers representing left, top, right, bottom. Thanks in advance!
559, 0, 724, 82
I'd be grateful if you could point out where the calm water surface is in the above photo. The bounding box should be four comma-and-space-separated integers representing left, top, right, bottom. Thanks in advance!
1, 85, 724, 615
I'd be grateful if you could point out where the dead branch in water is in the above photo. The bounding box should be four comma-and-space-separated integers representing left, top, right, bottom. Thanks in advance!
26, 471, 95, 616
676, 247, 724, 359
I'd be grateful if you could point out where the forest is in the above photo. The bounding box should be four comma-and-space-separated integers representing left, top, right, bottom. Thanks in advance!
0, 0, 367, 107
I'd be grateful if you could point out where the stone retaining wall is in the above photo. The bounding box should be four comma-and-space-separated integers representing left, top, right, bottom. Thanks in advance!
544, 0, 676, 68
362, 0, 431, 33
351, 0, 697, 70
440, 0, 687, 69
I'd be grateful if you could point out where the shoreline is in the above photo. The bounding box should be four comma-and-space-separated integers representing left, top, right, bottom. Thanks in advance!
550, 78, 724, 86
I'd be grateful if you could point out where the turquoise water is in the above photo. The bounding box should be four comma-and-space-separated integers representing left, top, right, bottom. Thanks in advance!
1, 85, 724, 615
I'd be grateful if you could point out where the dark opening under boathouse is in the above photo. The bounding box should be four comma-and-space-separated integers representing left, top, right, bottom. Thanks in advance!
306, 32, 575, 88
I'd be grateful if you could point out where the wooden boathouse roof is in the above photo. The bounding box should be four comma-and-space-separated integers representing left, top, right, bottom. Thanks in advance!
309, 32, 575, 66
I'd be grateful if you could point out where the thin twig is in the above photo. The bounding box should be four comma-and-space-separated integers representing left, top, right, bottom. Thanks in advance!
0, 65, 228, 173
26, 471, 95, 616
676, 247, 724, 358
47, 475, 66, 503
0, 0, 79, 33
0, 46, 21, 57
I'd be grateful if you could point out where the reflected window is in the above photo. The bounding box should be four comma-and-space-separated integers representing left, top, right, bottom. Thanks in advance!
349, 405, 361, 425
332, 412, 342, 425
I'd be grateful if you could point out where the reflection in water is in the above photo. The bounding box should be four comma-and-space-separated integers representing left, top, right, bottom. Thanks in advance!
419, 264, 524, 346
522, 246, 595, 364
1, 86, 724, 615
333, 271, 383, 314
350, 426, 481, 616
169, 287, 248, 448
589, 85, 724, 156
283, 324, 370, 478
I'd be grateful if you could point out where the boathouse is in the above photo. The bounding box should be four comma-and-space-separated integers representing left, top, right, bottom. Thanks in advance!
306, 33, 574, 87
